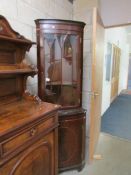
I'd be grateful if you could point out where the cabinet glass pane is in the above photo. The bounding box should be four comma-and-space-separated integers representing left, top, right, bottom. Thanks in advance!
43, 33, 80, 107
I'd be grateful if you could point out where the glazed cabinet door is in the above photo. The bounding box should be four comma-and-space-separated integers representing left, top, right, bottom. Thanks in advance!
1, 131, 57, 175
42, 33, 82, 108
58, 115, 86, 171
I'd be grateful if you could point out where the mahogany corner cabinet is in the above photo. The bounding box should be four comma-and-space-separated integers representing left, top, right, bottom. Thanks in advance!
35, 19, 86, 172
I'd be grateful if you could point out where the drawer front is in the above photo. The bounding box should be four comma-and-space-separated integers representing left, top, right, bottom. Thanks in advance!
0, 115, 57, 159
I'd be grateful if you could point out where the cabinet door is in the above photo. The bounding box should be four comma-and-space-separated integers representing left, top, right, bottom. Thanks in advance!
42, 33, 82, 108
58, 115, 86, 170
1, 132, 57, 175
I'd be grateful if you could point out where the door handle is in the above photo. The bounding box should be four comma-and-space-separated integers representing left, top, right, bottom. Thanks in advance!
88, 91, 99, 98
94, 92, 99, 97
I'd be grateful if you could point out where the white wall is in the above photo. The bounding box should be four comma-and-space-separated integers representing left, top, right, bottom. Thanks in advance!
74, 0, 98, 12
127, 34, 131, 53
0, 0, 73, 94
101, 27, 129, 115
73, 6, 93, 137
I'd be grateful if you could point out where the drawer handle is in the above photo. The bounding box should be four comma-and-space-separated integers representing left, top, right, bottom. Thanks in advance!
30, 128, 37, 137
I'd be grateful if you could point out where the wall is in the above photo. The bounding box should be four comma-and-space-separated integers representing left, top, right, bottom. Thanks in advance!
127, 33, 131, 52
73, 0, 98, 12
0, 0, 73, 94
73, 6, 93, 137
101, 27, 129, 115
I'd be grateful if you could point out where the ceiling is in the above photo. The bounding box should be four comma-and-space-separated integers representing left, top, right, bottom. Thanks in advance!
100, 0, 131, 27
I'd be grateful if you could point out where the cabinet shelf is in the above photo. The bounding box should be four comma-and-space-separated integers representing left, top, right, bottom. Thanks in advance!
0, 65, 37, 75
46, 81, 77, 86
0, 68, 37, 75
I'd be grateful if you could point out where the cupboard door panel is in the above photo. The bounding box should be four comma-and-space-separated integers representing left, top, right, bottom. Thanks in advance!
58, 115, 86, 169
10, 142, 51, 175
1, 132, 56, 175
1, 116, 55, 159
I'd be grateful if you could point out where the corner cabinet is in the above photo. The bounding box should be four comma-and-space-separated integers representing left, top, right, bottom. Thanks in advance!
0, 15, 59, 175
35, 19, 86, 172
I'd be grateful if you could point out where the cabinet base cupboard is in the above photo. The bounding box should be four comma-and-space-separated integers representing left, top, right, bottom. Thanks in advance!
35, 19, 86, 172
0, 15, 59, 175
58, 108, 86, 172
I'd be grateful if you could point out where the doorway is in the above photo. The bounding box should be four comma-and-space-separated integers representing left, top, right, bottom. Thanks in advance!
90, 23, 131, 161
101, 25, 131, 140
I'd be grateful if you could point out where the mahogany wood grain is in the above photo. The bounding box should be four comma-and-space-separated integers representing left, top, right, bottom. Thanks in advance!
58, 110, 86, 171
35, 19, 86, 172
0, 15, 59, 175
1, 132, 56, 175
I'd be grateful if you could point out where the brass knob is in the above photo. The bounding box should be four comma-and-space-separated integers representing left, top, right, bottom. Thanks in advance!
30, 128, 37, 136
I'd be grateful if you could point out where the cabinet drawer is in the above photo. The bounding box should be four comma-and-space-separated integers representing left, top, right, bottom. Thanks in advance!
0, 116, 56, 159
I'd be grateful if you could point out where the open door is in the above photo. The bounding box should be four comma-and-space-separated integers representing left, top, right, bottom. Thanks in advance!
89, 8, 105, 162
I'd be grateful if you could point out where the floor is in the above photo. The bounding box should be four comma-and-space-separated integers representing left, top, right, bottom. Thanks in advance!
101, 94, 131, 140
60, 133, 131, 175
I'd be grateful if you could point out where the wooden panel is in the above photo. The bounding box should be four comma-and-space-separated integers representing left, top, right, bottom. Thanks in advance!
0, 100, 59, 136
0, 78, 16, 97
1, 132, 55, 175
89, 8, 105, 161
37, 22, 84, 33
0, 49, 15, 64
58, 114, 86, 170
111, 45, 121, 101
1, 117, 55, 158
0, 41, 26, 64
9, 142, 52, 175
0, 20, 16, 37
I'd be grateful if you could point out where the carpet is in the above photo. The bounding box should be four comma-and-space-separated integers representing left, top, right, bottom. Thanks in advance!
101, 94, 131, 140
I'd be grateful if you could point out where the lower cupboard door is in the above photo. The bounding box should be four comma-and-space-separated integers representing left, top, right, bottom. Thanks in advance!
58, 115, 86, 169
11, 142, 51, 175
1, 133, 56, 175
